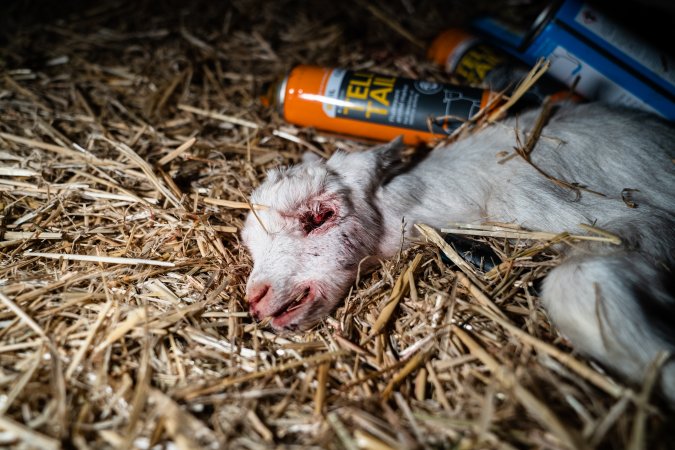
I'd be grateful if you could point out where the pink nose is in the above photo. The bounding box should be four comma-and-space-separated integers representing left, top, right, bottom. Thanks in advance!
247, 283, 272, 321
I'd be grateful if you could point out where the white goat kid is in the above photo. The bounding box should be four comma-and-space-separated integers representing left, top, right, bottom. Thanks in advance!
241, 103, 675, 402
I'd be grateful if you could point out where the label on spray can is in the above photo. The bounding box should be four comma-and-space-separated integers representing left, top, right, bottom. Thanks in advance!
270, 65, 493, 143
452, 43, 507, 86
428, 28, 507, 85
325, 69, 484, 134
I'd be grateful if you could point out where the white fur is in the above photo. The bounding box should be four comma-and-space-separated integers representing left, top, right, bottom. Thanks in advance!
242, 103, 675, 402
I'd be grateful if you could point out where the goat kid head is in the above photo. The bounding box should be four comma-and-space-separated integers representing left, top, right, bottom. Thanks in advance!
241, 138, 403, 331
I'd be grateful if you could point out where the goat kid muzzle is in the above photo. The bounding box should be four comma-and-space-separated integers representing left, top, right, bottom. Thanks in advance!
246, 281, 318, 329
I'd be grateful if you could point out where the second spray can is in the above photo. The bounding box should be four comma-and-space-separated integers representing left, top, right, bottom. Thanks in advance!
427, 28, 577, 104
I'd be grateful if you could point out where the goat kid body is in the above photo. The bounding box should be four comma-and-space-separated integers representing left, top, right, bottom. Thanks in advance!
242, 103, 675, 402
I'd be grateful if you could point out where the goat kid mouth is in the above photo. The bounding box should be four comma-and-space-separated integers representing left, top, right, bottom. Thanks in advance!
270, 287, 315, 328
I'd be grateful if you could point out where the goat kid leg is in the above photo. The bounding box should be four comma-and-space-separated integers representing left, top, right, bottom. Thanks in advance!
542, 250, 675, 404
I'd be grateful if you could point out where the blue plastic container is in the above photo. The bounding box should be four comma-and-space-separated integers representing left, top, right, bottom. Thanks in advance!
473, 0, 675, 120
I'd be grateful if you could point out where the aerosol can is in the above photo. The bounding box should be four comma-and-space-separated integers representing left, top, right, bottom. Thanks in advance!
263, 65, 496, 144
428, 27, 578, 104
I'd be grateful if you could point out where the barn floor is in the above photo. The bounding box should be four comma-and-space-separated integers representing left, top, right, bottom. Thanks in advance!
1, 0, 673, 449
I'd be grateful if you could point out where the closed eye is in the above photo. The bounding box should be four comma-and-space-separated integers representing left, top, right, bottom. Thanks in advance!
301, 209, 335, 234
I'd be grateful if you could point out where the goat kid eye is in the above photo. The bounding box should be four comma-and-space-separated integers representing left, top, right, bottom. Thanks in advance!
301, 209, 335, 234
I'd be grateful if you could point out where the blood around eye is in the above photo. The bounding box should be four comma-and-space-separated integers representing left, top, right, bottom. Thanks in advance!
301, 209, 334, 233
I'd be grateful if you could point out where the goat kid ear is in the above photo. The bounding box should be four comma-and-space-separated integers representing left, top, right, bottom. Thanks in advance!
370, 135, 404, 179
326, 136, 405, 190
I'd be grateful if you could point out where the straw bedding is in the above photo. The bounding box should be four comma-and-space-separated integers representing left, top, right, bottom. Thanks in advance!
0, 1, 673, 449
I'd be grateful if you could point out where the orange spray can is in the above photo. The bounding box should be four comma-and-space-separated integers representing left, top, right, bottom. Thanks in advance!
264, 65, 494, 144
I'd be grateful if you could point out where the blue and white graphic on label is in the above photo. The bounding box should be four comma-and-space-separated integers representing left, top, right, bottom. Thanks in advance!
443, 90, 481, 119
547, 46, 656, 114
322, 69, 347, 117
574, 5, 675, 87
415, 80, 443, 95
